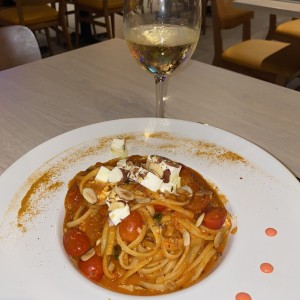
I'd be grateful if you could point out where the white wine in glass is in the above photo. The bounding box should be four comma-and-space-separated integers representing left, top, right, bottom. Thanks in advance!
123, 0, 202, 118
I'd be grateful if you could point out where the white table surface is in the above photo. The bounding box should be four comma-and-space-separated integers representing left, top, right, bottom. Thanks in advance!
0, 38, 300, 178
234, 0, 300, 18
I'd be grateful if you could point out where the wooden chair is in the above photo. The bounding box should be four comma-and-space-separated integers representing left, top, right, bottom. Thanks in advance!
0, 0, 72, 55
211, 0, 300, 86
0, 25, 41, 71
74, 0, 123, 46
267, 14, 300, 43
65, 0, 75, 26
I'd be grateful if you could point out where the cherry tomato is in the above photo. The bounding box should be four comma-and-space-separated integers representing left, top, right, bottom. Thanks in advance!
63, 228, 90, 257
78, 254, 104, 282
119, 210, 143, 242
202, 207, 227, 230
153, 204, 166, 212
186, 193, 211, 214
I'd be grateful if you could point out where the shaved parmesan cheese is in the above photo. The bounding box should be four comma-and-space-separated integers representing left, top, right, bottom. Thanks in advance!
111, 138, 128, 158
141, 172, 163, 192
128, 166, 148, 183
95, 166, 111, 182
109, 204, 130, 225
146, 155, 182, 189
111, 138, 125, 151
160, 182, 177, 194
108, 167, 123, 183
168, 165, 182, 183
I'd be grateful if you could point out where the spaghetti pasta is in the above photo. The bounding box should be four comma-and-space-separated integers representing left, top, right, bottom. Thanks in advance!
63, 155, 232, 295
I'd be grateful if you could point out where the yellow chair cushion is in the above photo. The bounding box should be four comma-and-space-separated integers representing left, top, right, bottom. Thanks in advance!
77, 0, 123, 10
222, 39, 300, 78
276, 19, 300, 39
0, 5, 58, 25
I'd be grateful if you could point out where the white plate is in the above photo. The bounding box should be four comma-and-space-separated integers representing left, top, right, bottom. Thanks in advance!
0, 118, 299, 300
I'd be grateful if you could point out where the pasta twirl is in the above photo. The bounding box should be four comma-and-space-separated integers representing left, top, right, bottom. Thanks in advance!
63, 155, 232, 296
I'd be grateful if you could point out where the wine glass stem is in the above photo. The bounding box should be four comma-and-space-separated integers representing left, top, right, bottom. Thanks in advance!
154, 75, 166, 118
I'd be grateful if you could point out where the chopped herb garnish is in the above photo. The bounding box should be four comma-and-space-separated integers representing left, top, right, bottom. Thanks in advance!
113, 244, 121, 259
153, 213, 163, 224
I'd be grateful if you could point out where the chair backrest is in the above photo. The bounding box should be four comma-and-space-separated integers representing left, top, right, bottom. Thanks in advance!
0, 25, 41, 71
211, 0, 254, 64
15, 0, 67, 25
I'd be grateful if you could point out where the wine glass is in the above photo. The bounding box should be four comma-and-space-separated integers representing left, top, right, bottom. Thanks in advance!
123, 0, 202, 118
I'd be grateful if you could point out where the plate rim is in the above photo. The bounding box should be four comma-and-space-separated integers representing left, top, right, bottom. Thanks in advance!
1, 117, 300, 300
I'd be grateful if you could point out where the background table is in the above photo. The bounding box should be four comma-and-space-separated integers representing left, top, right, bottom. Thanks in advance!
0, 38, 300, 178
233, 0, 300, 56
234, 0, 300, 17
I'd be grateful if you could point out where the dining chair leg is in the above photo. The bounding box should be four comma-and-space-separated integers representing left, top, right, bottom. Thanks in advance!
105, 13, 112, 39
45, 27, 54, 55
92, 18, 97, 38
242, 20, 251, 40
61, 20, 72, 50
201, 0, 208, 35
266, 14, 277, 40
75, 9, 80, 47
65, 2, 69, 27
55, 28, 61, 45
51, 2, 61, 45
111, 14, 115, 38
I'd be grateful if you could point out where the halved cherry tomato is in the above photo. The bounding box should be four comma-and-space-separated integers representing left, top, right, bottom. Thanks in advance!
78, 254, 104, 282
63, 228, 90, 257
202, 207, 227, 230
119, 210, 143, 242
153, 204, 166, 212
